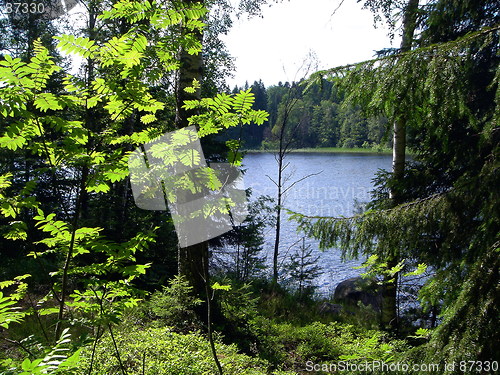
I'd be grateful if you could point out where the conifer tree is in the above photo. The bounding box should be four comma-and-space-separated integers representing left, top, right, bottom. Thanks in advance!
291, 0, 499, 348
285, 237, 323, 298
383, 0, 420, 332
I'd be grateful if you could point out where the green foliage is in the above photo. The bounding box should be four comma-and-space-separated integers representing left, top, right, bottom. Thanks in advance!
217, 281, 260, 326
293, 0, 498, 364
420, 247, 500, 368
249, 319, 407, 372
1, 328, 81, 375
0, 292, 25, 329
0, 275, 30, 329
0, 0, 268, 339
230, 79, 390, 150
147, 275, 202, 329
354, 255, 427, 284
284, 237, 323, 298
184, 88, 269, 142
0, 1, 253, 372
212, 195, 274, 282
53, 35, 98, 59
77, 326, 272, 375
409, 328, 431, 340
0, 2, 297, 375
212, 281, 231, 291
26, 206, 155, 326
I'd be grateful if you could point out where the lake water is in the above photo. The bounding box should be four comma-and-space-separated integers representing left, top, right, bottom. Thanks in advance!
241, 152, 392, 296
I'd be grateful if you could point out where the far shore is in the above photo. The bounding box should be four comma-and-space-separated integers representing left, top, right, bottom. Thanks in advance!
243, 147, 394, 155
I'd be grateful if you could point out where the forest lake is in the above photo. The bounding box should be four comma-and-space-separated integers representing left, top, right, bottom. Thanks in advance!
238, 151, 393, 297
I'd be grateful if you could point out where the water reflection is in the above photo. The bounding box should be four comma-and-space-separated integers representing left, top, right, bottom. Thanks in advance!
242, 152, 392, 295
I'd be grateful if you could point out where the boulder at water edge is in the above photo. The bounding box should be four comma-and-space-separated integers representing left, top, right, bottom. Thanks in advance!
333, 276, 382, 312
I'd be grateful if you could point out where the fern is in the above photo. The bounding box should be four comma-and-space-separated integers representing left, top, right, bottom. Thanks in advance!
8, 328, 81, 375
0, 292, 25, 329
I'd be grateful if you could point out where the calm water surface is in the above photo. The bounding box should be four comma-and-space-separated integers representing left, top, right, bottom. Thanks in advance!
242, 152, 392, 295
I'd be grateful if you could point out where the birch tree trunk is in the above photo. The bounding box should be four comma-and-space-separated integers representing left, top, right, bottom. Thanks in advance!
381, 0, 419, 332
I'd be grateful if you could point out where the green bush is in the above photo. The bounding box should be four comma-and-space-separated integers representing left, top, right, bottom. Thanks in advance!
77, 326, 283, 375
248, 319, 407, 372
146, 275, 202, 330
255, 283, 326, 325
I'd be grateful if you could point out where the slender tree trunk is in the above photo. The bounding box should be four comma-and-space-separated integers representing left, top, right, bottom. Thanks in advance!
55, 3, 98, 339
175, 0, 208, 314
381, 0, 419, 332
272, 151, 283, 285
236, 229, 241, 280
272, 111, 287, 285
271, 85, 307, 286
203, 255, 223, 375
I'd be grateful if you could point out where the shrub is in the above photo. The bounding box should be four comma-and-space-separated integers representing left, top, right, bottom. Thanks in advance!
248, 320, 407, 373
77, 326, 284, 375
146, 275, 202, 330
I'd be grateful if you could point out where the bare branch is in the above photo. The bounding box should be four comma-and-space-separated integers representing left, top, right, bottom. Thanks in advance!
331, 0, 346, 17
265, 174, 278, 187
278, 237, 303, 270
283, 170, 323, 195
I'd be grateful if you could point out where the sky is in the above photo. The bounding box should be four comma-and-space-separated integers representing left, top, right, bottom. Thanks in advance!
221, 0, 401, 88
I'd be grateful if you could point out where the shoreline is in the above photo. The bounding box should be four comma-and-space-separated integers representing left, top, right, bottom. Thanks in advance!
243, 147, 394, 155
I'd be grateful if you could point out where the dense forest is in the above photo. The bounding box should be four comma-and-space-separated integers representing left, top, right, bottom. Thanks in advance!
0, 0, 498, 374
228, 79, 391, 150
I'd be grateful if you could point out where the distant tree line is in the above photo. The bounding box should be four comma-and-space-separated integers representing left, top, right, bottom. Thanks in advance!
228, 79, 391, 150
